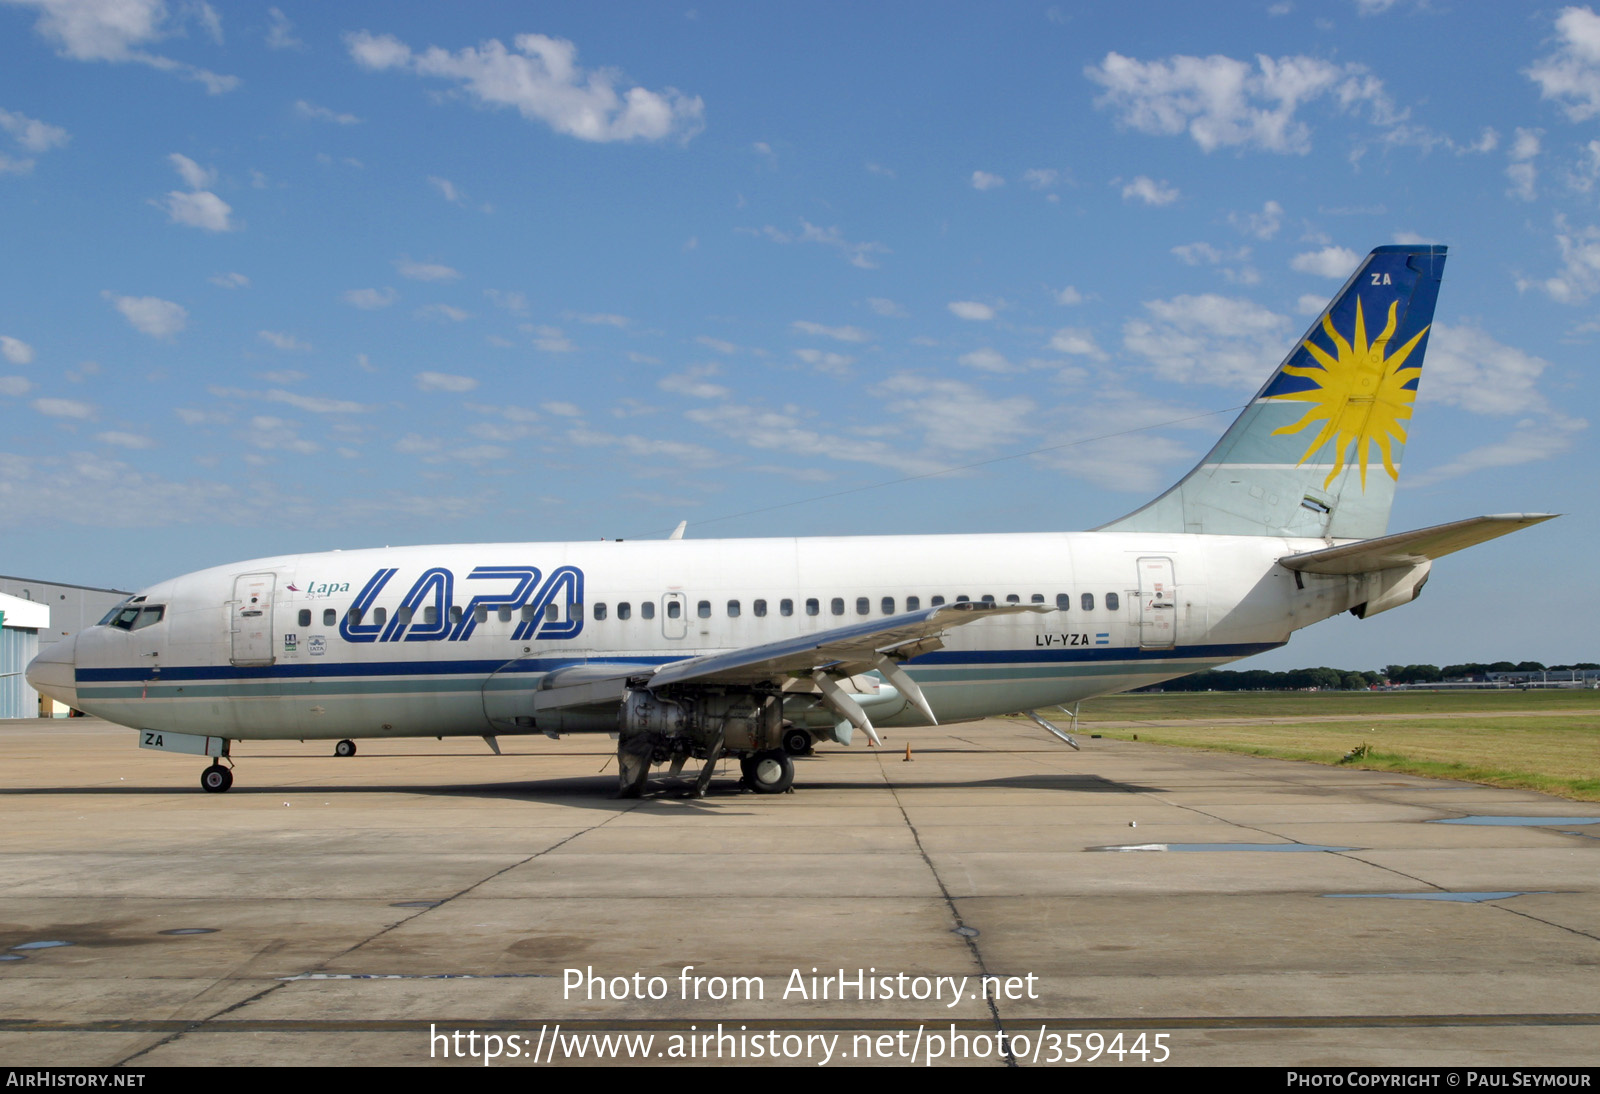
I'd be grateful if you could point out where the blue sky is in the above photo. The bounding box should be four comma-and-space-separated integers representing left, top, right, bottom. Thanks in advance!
0, 0, 1594, 672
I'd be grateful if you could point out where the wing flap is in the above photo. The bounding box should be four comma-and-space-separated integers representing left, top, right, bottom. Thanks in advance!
1278, 513, 1557, 575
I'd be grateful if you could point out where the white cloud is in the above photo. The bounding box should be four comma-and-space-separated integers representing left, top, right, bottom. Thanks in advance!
418, 304, 472, 322
429, 176, 464, 205
1123, 293, 1293, 386
96, 430, 155, 448
1049, 327, 1108, 360
958, 348, 1015, 373
160, 189, 233, 231
0, 376, 33, 397
754, 220, 889, 269
168, 153, 214, 189
659, 365, 730, 399
1055, 286, 1084, 306
1086, 51, 1394, 154
8, 0, 240, 93
1229, 199, 1284, 240
1527, 6, 1600, 121
343, 287, 397, 309
971, 170, 1005, 190
1506, 127, 1542, 202
791, 320, 869, 342
947, 301, 995, 321
103, 292, 187, 338
266, 7, 301, 50
295, 100, 361, 125
416, 371, 478, 392
525, 324, 571, 351
209, 272, 249, 289
344, 29, 705, 143
1296, 293, 1327, 315
793, 348, 853, 374
695, 336, 739, 355
1421, 323, 1551, 416
396, 258, 461, 281
574, 312, 630, 327
1407, 414, 1586, 486
247, 415, 319, 455
258, 330, 310, 352
1, 336, 34, 365
1022, 168, 1059, 189
1525, 217, 1600, 302
485, 289, 528, 313
873, 374, 1036, 454
867, 297, 907, 317
0, 107, 69, 155
1290, 245, 1359, 278
34, 397, 93, 419
1122, 176, 1179, 206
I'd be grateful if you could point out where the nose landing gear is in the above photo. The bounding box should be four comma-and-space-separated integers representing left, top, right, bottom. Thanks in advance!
200, 763, 233, 793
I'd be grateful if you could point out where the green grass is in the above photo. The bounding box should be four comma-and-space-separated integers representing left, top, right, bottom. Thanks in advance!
1059, 688, 1600, 802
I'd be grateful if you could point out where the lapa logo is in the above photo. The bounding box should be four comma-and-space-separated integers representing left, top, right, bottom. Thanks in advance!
338, 565, 584, 644
295, 580, 352, 598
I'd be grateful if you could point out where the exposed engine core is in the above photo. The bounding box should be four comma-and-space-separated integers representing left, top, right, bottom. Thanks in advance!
620, 688, 782, 757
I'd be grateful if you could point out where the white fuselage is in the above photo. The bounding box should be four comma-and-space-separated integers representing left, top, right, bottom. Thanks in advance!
34, 529, 1364, 743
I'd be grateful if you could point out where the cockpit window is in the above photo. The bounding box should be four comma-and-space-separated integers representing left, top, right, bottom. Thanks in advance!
108, 605, 164, 631
98, 598, 134, 626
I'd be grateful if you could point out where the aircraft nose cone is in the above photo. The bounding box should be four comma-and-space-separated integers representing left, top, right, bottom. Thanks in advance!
26, 634, 78, 709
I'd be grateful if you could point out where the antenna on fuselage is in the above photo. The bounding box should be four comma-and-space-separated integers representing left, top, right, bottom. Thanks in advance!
668, 521, 687, 540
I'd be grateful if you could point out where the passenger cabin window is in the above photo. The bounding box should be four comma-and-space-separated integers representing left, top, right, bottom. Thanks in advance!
881, 597, 895, 614
642, 601, 655, 620
1031, 594, 1045, 604
666, 601, 680, 619
347, 607, 363, 626
324, 608, 337, 626
697, 600, 711, 619
1056, 594, 1070, 610
545, 604, 559, 622
754, 599, 767, 618
781, 599, 794, 616
831, 598, 845, 616
931, 596, 945, 606
727, 600, 740, 618
806, 598, 819, 617
373, 607, 387, 626
298, 609, 311, 627
593, 603, 607, 621
1005, 594, 1020, 604
498, 607, 512, 623
856, 597, 869, 616
906, 596, 920, 611
956, 595, 970, 603
981, 594, 996, 605
521, 605, 536, 622
424, 607, 438, 626
449, 606, 464, 626
617, 602, 631, 620
1081, 593, 1094, 611
474, 605, 488, 623
1106, 592, 1120, 611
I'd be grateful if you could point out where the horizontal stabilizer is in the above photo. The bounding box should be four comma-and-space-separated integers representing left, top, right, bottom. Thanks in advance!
1278, 513, 1557, 575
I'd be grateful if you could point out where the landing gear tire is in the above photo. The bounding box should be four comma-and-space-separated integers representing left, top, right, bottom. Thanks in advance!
781, 727, 813, 756
200, 764, 233, 794
334, 739, 357, 758
616, 740, 652, 798
746, 749, 794, 794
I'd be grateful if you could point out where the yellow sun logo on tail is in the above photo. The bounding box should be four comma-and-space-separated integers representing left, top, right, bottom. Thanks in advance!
1269, 297, 1428, 490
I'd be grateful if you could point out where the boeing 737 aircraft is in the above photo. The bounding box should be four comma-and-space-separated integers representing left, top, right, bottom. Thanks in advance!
26, 245, 1554, 797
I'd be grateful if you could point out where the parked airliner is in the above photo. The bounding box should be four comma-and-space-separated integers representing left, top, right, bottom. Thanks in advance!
26, 244, 1553, 797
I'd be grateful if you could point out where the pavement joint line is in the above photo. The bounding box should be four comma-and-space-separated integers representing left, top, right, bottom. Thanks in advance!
874, 751, 1017, 1068
111, 796, 646, 1067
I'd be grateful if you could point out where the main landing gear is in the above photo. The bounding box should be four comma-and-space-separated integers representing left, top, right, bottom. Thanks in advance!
740, 750, 795, 794
334, 739, 357, 757
200, 763, 233, 793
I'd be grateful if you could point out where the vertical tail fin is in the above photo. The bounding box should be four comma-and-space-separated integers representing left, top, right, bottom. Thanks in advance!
1099, 244, 1446, 540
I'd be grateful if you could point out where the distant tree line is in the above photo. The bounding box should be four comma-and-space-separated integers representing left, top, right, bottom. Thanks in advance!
1141, 661, 1600, 692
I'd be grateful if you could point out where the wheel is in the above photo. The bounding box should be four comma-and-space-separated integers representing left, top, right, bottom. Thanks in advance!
616, 740, 652, 798
334, 739, 357, 757
781, 727, 813, 756
747, 749, 794, 794
200, 764, 233, 793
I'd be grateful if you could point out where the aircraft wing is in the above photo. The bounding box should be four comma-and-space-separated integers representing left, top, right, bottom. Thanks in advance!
1278, 513, 1557, 575
530, 602, 1050, 720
